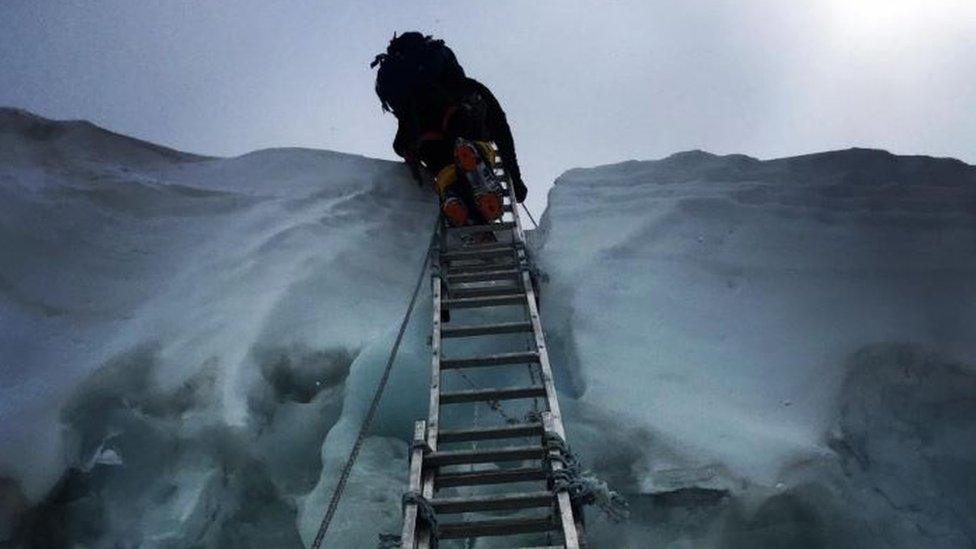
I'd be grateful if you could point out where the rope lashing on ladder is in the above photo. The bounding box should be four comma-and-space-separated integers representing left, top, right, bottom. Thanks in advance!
404, 491, 440, 546
378, 489, 440, 548
378, 490, 439, 548
311, 215, 441, 549
544, 433, 631, 523
524, 409, 545, 424
544, 433, 592, 504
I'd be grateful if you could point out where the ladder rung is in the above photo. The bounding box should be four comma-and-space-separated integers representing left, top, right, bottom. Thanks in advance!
449, 285, 523, 299
442, 321, 533, 339
446, 240, 513, 252
427, 445, 547, 466
448, 222, 516, 236
439, 422, 544, 443
431, 491, 554, 514
441, 351, 540, 369
439, 515, 557, 539
440, 385, 546, 405
442, 245, 518, 261
446, 269, 521, 283
443, 256, 519, 276
442, 294, 525, 309
435, 466, 548, 488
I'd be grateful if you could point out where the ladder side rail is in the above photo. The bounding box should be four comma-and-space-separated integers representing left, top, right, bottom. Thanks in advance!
543, 412, 583, 549
526, 271, 580, 548
418, 238, 444, 549
501, 174, 565, 442
417, 473, 436, 549
517, 267, 565, 437
400, 420, 428, 548
426, 242, 444, 451
408, 169, 588, 546
504, 174, 584, 548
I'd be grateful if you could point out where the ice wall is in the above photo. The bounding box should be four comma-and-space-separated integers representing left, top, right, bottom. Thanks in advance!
0, 108, 436, 546
3, 108, 975, 547
534, 149, 976, 547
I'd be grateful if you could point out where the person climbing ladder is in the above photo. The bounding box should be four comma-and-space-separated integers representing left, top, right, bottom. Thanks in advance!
371, 32, 528, 227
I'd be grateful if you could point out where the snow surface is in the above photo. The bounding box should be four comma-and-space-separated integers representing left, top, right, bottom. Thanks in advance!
2, 109, 975, 547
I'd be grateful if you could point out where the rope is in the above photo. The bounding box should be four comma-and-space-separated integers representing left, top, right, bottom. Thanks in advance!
402, 491, 440, 547
520, 202, 540, 229
545, 433, 630, 523
311, 215, 440, 549
375, 489, 439, 548
376, 490, 439, 548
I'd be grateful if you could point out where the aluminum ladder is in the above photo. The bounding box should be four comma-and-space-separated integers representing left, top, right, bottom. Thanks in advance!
398, 157, 585, 548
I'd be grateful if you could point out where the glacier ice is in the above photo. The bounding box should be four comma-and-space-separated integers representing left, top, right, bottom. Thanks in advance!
0, 108, 435, 546
534, 149, 976, 547
2, 110, 975, 547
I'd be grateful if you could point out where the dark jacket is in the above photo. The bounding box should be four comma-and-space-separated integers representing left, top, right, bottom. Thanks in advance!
388, 77, 527, 202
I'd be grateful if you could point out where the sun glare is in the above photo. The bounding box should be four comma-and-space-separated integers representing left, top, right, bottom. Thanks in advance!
827, 0, 976, 43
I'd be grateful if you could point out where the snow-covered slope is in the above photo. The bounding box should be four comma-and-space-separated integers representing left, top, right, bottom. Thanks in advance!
2, 109, 975, 547
0, 108, 436, 546
535, 150, 976, 547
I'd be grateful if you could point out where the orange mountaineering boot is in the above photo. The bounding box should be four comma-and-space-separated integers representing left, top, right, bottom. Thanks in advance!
442, 195, 469, 227
454, 139, 505, 222
435, 164, 470, 227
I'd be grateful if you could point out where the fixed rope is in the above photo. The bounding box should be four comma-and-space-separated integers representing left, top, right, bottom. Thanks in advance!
520, 202, 540, 229
311, 215, 440, 549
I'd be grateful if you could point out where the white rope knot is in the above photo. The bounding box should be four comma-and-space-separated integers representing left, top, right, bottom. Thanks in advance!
544, 432, 630, 523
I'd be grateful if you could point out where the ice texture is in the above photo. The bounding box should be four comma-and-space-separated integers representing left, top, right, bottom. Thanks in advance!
534, 149, 976, 547
0, 108, 435, 546
2, 109, 975, 547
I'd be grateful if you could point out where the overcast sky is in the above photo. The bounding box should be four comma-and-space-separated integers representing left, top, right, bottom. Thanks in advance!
2, 0, 975, 215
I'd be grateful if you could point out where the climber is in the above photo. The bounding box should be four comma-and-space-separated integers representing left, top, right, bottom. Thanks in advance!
371, 32, 527, 228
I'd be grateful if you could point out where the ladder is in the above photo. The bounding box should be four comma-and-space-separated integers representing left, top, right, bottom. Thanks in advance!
398, 161, 586, 548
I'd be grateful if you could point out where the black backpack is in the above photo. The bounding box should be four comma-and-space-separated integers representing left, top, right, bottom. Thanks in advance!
371, 33, 466, 117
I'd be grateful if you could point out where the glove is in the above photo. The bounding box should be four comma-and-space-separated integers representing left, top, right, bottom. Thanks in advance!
513, 177, 528, 203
